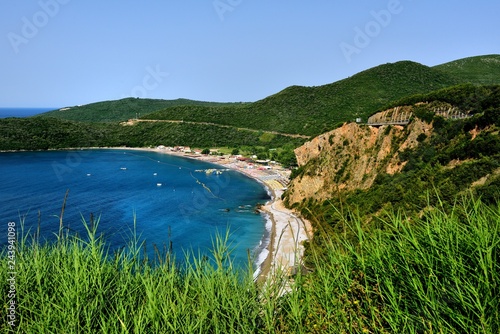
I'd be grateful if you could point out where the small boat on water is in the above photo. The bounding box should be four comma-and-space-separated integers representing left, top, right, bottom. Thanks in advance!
157, 183, 162, 187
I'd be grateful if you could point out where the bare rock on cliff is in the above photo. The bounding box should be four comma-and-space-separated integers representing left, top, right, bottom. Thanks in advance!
287, 119, 432, 206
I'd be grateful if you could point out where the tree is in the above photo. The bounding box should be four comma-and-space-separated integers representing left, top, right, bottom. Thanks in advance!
231, 148, 240, 155
202, 148, 210, 155
278, 150, 297, 168
257, 152, 268, 160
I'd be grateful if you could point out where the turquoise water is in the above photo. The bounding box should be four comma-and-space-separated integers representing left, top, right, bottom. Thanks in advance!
0, 149, 271, 270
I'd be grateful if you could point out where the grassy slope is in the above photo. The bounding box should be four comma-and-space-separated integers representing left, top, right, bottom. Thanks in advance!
37, 98, 248, 123
434, 54, 500, 85
1, 198, 498, 333
144, 61, 461, 137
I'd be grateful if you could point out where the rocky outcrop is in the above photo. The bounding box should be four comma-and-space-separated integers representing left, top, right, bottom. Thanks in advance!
367, 106, 413, 125
367, 102, 470, 125
286, 119, 433, 205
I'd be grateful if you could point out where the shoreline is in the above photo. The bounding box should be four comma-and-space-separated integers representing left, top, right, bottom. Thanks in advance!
0, 146, 312, 283
135, 146, 312, 283
128, 146, 313, 284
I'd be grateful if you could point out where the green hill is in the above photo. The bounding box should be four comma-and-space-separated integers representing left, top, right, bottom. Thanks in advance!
286, 84, 500, 220
38, 98, 248, 123
144, 61, 462, 137
37, 55, 500, 138
0, 117, 304, 151
434, 54, 500, 85
7, 54, 500, 149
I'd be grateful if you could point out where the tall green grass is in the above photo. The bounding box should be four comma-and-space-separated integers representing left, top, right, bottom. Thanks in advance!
1, 196, 499, 333
0, 220, 277, 333
287, 196, 500, 333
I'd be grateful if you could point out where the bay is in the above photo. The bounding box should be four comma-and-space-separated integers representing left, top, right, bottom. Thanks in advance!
0, 149, 271, 270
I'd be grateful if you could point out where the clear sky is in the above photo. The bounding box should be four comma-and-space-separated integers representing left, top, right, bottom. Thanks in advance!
1, 0, 499, 108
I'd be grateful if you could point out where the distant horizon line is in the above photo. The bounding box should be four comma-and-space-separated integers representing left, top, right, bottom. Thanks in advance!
0, 107, 59, 109
2, 53, 499, 110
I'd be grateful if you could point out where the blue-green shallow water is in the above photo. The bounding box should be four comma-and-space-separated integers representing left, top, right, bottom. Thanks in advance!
0, 149, 271, 271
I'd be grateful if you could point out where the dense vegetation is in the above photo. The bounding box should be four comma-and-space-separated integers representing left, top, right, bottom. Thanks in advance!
0, 117, 305, 154
288, 84, 500, 252
0, 117, 117, 150
38, 98, 247, 123
140, 56, 500, 137
144, 61, 463, 137
6, 55, 499, 151
377, 83, 500, 115
1, 197, 498, 333
434, 54, 500, 86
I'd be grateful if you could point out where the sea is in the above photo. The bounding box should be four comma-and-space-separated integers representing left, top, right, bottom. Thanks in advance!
0, 107, 56, 118
0, 111, 272, 273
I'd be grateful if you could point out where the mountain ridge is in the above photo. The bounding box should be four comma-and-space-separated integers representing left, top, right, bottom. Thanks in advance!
37, 98, 248, 123
39, 55, 500, 138
142, 60, 469, 137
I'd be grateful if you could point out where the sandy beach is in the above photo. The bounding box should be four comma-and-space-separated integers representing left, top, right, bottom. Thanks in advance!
109, 146, 313, 283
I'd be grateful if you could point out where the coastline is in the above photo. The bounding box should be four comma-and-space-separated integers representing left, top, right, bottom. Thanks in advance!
132, 146, 313, 283
0, 146, 312, 283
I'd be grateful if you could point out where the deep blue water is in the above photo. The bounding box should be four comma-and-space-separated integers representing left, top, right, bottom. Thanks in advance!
0, 107, 56, 118
0, 150, 271, 271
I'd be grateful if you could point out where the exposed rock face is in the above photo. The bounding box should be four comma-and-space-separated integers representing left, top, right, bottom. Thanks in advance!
367, 106, 414, 125
287, 120, 433, 205
367, 102, 469, 125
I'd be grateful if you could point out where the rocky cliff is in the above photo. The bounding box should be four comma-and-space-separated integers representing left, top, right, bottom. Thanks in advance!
286, 118, 435, 205
284, 95, 500, 212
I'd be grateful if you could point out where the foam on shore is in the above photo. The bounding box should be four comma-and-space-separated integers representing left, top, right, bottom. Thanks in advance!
252, 212, 273, 280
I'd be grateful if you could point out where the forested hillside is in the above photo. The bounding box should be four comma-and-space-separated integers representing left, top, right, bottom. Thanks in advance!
3, 55, 499, 155
31, 55, 500, 141
0, 117, 304, 152
434, 54, 500, 85
143, 61, 462, 136
38, 98, 248, 123
286, 84, 500, 230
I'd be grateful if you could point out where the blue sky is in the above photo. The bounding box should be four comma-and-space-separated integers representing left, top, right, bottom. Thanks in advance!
1, 0, 499, 108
